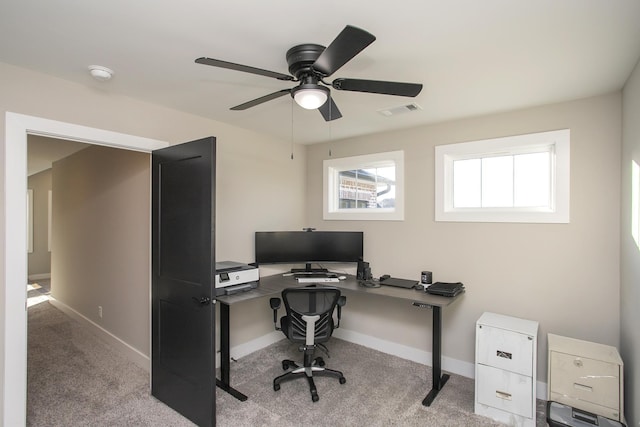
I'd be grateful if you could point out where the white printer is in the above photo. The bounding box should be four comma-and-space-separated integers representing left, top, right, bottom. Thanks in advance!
214, 261, 259, 296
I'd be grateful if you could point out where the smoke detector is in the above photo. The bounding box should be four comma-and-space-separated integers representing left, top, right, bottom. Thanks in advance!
88, 65, 114, 81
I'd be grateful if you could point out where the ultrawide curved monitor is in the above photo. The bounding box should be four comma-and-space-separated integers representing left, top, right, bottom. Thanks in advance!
255, 231, 363, 266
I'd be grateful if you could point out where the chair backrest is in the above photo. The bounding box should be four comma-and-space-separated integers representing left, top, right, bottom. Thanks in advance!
281, 286, 341, 344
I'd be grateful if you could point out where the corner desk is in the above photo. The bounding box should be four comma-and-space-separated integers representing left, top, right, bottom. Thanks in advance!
216, 274, 464, 406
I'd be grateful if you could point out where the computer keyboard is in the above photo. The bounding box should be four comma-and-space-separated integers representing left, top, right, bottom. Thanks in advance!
297, 277, 340, 283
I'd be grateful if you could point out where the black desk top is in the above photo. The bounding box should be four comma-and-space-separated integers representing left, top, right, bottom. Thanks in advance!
217, 274, 463, 308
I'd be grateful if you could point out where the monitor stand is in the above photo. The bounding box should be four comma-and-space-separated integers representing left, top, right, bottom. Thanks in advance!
290, 263, 328, 274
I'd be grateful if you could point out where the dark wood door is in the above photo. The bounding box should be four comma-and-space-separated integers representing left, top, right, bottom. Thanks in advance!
151, 137, 216, 426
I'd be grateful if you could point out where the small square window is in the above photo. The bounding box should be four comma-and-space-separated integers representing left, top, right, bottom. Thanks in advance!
324, 151, 404, 221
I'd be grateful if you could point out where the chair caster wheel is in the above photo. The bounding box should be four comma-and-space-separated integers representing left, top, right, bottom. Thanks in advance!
273, 383, 280, 391
282, 361, 289, 370
339, 377, 346, 384
311, 392, 319, 402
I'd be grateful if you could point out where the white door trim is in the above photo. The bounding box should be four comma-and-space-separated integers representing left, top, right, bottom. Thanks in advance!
3, 112, 168, 426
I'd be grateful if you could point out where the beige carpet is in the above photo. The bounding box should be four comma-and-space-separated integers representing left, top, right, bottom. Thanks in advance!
27, 297, 192, 426
27, 298, 548, 426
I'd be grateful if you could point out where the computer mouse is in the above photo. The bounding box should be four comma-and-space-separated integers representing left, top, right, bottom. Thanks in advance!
338, 275, 346, 280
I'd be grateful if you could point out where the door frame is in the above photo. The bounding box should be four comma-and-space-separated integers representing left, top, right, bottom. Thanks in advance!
3, 112, 168, 425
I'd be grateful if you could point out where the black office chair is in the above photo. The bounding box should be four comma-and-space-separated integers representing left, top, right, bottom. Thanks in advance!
270, 286, 347, 402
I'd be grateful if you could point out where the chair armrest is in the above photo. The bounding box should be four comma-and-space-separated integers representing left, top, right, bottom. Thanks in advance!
270, 297, 281, 330
336, 296, 346, 328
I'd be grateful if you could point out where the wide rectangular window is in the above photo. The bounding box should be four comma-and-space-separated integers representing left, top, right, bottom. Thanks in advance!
452, 151, 551, 208
324, 151, 404, 220
435, 129, 569, 223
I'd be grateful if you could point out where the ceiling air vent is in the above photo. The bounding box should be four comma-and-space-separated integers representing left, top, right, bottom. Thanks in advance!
377, 102, 422, 117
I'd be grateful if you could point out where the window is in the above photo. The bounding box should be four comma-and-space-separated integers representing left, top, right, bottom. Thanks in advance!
435, 129, 570, 223
27, 189, 33, 253
324, 151, 404, 220
48, 190, 52, 252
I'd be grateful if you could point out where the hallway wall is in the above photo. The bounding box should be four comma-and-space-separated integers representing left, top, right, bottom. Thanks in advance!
27, 168, 52, 278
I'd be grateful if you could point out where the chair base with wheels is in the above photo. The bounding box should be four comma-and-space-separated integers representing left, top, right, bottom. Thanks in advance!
273, 345, 346, 402
270, 286, 347, 402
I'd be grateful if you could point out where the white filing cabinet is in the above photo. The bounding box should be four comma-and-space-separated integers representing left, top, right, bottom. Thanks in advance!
475, 312, 538, 427
547, 333, 624, 422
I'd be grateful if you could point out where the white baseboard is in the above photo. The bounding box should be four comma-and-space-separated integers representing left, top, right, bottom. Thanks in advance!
43, 304, 549, 400
28, 273, 51, 281
537, 380, 547, 401
334, 328, 548, 400
222, 328, 475, 380
334, 328, 475, 377
48, 298, 150, 372
217, 331, 284, 368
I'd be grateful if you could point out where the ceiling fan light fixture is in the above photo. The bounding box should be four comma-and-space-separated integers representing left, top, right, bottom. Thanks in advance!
197, 25, 422, 121
88, 65, 114, 81
291, 84, 329, 109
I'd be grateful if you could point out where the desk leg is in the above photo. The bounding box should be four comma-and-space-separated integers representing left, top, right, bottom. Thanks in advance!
216, 302, 248, 401
422, 306, 450, 406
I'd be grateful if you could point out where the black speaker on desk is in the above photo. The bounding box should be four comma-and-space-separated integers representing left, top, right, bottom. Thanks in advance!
357, 260, 371, 280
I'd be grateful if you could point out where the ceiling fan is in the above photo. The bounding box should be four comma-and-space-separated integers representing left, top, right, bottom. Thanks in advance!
195, 25, 423, 121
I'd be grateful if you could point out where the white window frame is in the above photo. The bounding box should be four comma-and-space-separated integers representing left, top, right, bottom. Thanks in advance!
435, 129, 570, 223
324, 150, 404, 221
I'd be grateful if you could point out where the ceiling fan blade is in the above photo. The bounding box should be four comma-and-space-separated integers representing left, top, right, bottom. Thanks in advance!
312, 25, 376, 77
318, 96, 343, 121
230, 89, 292, 110
332, 78, 423, 97
195, 57, 294, 81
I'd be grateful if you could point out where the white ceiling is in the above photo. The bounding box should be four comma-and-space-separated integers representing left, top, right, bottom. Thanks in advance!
2, 0, 640, 145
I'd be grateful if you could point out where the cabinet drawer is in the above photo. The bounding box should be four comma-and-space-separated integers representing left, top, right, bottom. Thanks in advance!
549, 390, 620, 421
549, 351, 619, 413
477, 324, 534, 376
476, 364, 533, 418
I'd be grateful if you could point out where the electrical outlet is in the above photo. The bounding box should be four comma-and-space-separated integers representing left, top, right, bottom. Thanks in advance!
98, 306, 103, 318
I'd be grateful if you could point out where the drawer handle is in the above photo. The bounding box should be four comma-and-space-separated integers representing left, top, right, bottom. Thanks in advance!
572, 407, 598, 425
495, 390, 512, 400
496, 350, 512, 359
574, 383, 593, 393
573, 358, 583, 367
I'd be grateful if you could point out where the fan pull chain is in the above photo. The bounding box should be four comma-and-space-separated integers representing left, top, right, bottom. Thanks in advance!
328, 93, 333, 157
290, 97, 294, 160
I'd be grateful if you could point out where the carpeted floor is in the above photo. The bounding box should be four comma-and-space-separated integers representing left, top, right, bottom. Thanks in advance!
27, 296, 191, 426
27, 295, 548, 426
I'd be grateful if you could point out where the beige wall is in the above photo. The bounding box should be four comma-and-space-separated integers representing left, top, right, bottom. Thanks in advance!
52, 145, 151, 353
0, 61, 307, 420
27, 168, 52, 277
46, 135, 307, 356
0, 58, 633, 420
621, 58, 640, 425
306, 93, 622, 384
